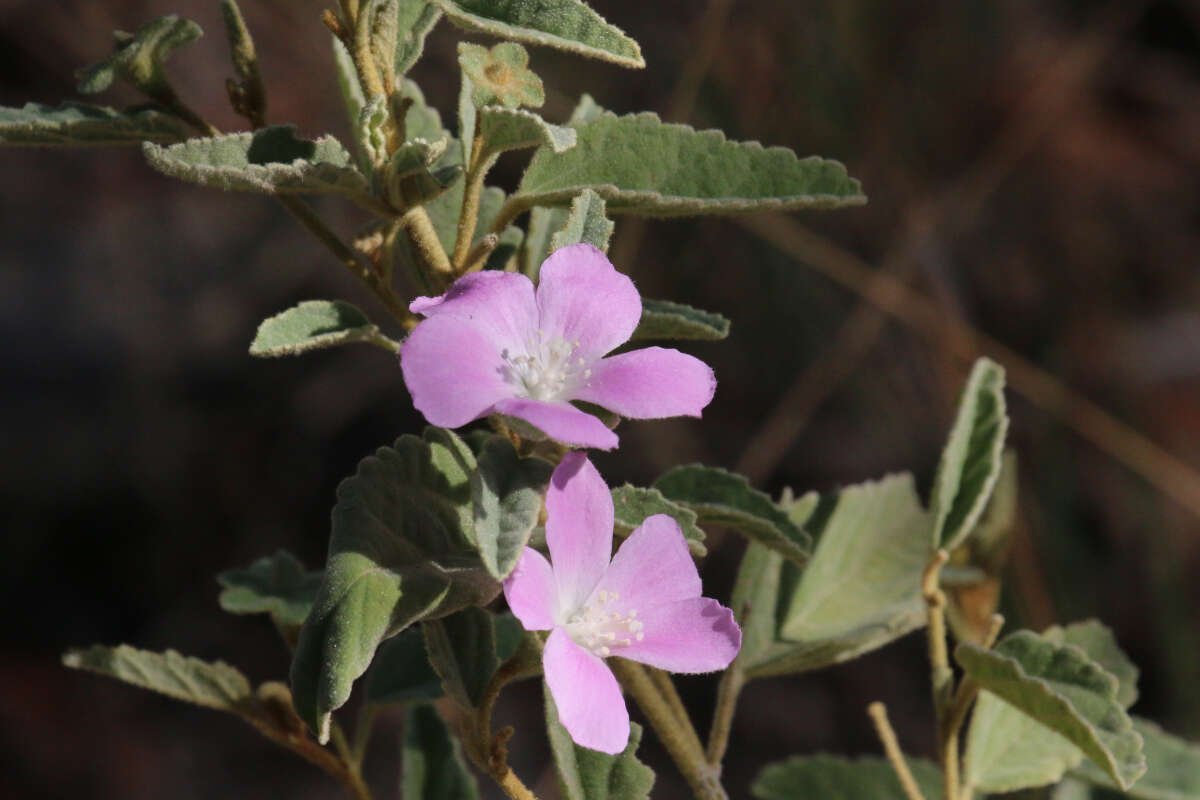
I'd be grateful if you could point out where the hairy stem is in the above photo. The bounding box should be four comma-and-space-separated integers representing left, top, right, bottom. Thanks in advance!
705, 662, 745, 764
351, 1, 386, 98
452, 137, 490, 270
867, 702, 926, 800
647, 666, 705, 756
399, 206, 454, 288
611, 659, 727, 800
922, 550, 959, 800
328, 721, 374, 800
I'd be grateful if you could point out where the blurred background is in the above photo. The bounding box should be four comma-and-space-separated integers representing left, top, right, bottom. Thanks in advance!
2, 0, 1198, 797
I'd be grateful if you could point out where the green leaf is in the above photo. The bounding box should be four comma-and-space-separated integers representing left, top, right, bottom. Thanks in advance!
0, 102, 191, 147
729, 542, 783, 666
963, 620, 1141, 794
393, 2, 442, 76
550, 189, 613, 253
333, 37, 367, 151
546, 690, 654, 800
568, 93, 605, 125
1074, 717, 1200, 800
632, 298, 729, 342
249, 300, 396, 357
478, 106, 576, 155
432, 0, 644, 69
470, 435, 554, 580
931, 357, 1009, 551
778, 473, 930, 642
402, 703, 481, 799
423, 607, 499, 709
521, 206, 567, 278
956, 631, 1146, 790
610, 484, 706, 557
752, 754, 942, 800
76, 15, 203, 96
366, 628, 444, 706
63, 645, 252, 712
216, 550, 322, 628
143, 126, 371, 201
289, 428, 499, 742
516, 112, 866, 216
654, 465, 811, 566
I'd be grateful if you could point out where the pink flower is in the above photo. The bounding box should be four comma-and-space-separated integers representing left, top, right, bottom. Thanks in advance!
503, 452, 741, 753
400, 244, 716, 450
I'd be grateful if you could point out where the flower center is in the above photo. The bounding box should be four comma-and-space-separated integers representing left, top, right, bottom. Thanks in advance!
500, 332, 591, 402
563, 590, 645, 658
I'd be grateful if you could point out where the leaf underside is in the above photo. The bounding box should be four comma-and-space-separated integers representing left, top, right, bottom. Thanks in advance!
249, 300, 381, 357
0, 102, 191, 147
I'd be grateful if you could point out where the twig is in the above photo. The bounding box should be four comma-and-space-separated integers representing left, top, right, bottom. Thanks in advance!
705, 661, 745, 765
867, 702, 927, 800
646, 667, 705, 756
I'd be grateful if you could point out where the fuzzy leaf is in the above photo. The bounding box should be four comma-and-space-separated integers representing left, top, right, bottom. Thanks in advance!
752, 755, 942, 800
729, 542, 783, 667
470, 436, 554, 580
366, 628, 443, 706
931, 357, 1009, 551
654, 465, 811, 566
403, 703, 481, 799
216, 550, 322, 628
249, 300, 395, 357
478, 106, 576, 155
963, 620, 1141, 793
516, 112, 865, 216
1073, 718, 1200, 800
546, 691, 654, 800
956, 631, 1146, 790
633, 298, 729, 342
144, 126, 369, 200
0, 102, 191, 147
432, 0, 643, 68
393, 2, 443, 76
289, 429, 499, 742
550, 189, 613, 253
76, 15, 203, 96
779, 474, 930, 644
63, 645, 252, 711
610, 485, 706, 557
333, 38, 367, 154
521, 206, 567, 278
422, 607, 500, 709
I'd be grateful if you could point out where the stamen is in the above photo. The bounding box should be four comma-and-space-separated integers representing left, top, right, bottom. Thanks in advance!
498, 333, 592, 401
562, 593, 646, 658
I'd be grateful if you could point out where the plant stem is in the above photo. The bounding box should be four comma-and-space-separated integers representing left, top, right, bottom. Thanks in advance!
705, 661, 745, 764
328, 721, 374, 800
399, 205, 454, 288
452, 137, 490, 270
610, 659, 727, 800
351, 1, 386, 98
867, 702, 927, 800
922, 549, 960, 800
647, 666, 705, 756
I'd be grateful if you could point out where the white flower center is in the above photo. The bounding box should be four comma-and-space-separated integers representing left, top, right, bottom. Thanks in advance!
500, 331, 591, 401
563, 589, 645, 658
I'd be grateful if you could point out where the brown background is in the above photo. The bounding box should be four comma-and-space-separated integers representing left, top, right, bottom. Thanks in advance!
2, 0, 1199, 797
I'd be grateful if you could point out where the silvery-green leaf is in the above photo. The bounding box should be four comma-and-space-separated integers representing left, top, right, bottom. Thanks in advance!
516, 112, 866, 216
403, 703, 481, 799
521, 205, 566, 278
289, 429, 498, 742
216, 550, 322, 628
546, 691, 654, 800
931, 357, 1009, 551
1073, 717, 1200, 800
610, 484, 706, 557
76, 15, 202, 96
365, 628, 443, 706
752, 754, 942, 800
249, 300, 396, 357
956, 631, 1146, 790
423, 607, 499, 709
369, 0, 402, 83
333, 38, 367, 156
632, 298, 729, 342
568, 93, 605, 125
470, 435, 553, 580
549, 189, 612, 254
143, 126, 370, 201
478, 106, 577, 155
0, 102, 190, 147
432, 0, 643, 68
393, 2, 442, 76
654, 465, 810, 566
64, 645, 252, 712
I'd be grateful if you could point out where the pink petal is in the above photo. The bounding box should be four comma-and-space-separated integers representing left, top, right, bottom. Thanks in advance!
492, 397, 618, 451
409, 270, 538, 357
618, 598, 741, 674
503, 548, 557, 631
544, 452, 614, 614
572, 347, 716, 419
400, 316, 516, 428
544, 628, 630, 754
592, 514, 701, 611
536, 244, 641, 363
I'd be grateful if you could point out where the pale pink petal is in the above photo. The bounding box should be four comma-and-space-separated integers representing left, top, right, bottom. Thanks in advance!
536, 244, 641, 363
543, 452, 614, 614
400, 316, 515, 427
492, 397, 618, 451
543, 627, 630, 754
591, 514, 701, 611
617, 598, 741, 674
409, 270, 538, 356
572, 347, 716, 419
503, 548, 557, 631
